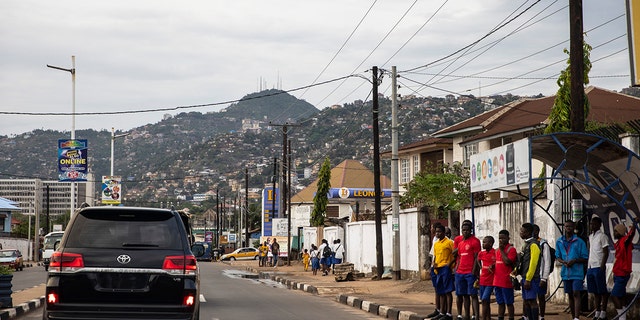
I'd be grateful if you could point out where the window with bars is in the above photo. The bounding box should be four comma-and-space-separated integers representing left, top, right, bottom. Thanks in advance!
463, 143, 478, 168
401, 158, 410, 183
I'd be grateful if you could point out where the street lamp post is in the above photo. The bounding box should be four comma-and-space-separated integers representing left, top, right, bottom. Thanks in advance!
110, 127, 130, 176
47, 56, 76, 216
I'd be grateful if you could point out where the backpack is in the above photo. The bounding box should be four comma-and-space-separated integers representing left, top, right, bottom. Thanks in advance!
538, 240, 555, 275
546, 243, 556, 274
322, 245, 332, 258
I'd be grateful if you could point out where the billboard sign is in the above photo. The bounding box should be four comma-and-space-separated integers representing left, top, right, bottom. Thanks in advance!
261, 187, 279, 237
101, 176, 122, 205
470, 138, 529, 192
328, 187, 392, 198
58, 139, 88, 182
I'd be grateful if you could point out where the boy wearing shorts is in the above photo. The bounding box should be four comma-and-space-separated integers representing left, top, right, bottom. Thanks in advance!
432, 224, 455, 320
610, 217, 638, 320
555, 220, 588, 320
476, 236, 496, 320
494, 230, 517, 320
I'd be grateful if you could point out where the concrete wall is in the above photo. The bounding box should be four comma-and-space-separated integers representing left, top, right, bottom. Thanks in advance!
318, 208, 422, 279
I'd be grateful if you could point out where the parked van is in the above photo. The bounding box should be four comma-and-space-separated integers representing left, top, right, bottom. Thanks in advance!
42, 231, 64, 271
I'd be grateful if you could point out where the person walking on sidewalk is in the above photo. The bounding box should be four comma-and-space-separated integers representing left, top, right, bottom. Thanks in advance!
609, 217, 638, 320
302, 249, 310, 271
518, 223, 541, 320
453, 222, 481, 320
271, 238, 280, 268
555, 220, 588, 320
476, 236, 496, 320
494, 229, 517, 320
330, 239, 338, 273
586, 216, 609, 320
333, 239, 344, 265
319, 239, 330, 276
432, 224, 455, 320
310, 244, 320, 275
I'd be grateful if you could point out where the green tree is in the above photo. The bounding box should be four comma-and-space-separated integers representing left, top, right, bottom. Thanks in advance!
310, 157, 331, 226
400, 162, 470, 218
545, 42, 592, 134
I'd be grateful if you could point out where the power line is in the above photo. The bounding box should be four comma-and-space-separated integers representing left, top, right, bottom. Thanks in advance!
400, 0, 543, 73
0, 74, 356, 116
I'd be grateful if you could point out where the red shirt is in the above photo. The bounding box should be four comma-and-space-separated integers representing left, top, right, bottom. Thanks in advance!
478, 248, 496, 286
493, 244, 517, 288
456, 235, 481, 274
613, 232, 633, 276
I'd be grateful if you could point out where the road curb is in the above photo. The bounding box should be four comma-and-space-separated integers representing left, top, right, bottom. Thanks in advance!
0, 296, 45, 320
244, 266, 428, 320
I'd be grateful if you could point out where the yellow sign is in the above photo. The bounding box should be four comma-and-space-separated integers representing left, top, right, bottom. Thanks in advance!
628, 0, 640, 86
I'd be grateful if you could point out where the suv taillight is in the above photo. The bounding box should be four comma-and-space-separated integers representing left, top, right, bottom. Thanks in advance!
162, 255, 197, 275
49, 252, 84, 271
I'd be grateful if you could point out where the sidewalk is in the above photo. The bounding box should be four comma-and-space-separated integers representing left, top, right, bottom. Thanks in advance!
0, 283, 45, 320
230, 259, 572, 320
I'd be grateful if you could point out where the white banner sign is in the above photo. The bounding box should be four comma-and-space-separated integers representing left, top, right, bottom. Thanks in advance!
470, 138, 529, 192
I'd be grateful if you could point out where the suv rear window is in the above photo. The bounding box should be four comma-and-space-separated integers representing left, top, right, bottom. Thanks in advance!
64, 209, 182, 250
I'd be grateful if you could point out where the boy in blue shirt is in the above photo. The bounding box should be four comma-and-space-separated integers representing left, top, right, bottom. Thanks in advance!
555, 220, 588, 320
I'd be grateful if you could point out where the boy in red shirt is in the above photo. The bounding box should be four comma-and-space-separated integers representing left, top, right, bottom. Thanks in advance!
610, 217, 638, 320
494, 229, 517, 320
453, 221, 480, 320
476, 236, 496, 320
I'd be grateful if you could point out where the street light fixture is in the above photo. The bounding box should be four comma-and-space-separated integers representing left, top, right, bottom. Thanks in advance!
111, 127, 130, 176
47, 56, 76, 215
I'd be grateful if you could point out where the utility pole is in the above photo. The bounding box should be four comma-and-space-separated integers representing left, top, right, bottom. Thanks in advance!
245, 168, 250, 247
372, 66, 384, 279
216, 189, 220, 249
270, 122, 298, 219
287, 139, 292, 265
391, 66, 401, 280
272, 157, 278, 220
569, 0, 585, 132
270, 122, 299, 264
47, 56, 76, 216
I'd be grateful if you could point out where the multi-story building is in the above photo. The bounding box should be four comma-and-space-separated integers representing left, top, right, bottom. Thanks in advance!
0, 174, 95, 217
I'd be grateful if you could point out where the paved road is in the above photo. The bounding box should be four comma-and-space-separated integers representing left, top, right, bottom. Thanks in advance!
11, 263, 45, 292
18, 261, 379, 320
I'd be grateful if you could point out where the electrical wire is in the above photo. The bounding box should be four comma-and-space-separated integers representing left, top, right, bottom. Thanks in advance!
0, 74, 356, 116
400, 0, 543, 74
269, 0, 380, 124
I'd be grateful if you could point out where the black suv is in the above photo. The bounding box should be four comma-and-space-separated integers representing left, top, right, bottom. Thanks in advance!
43, 206, 199, 320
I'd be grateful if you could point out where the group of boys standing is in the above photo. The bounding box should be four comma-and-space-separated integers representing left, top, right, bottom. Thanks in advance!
427, 216, 637, 320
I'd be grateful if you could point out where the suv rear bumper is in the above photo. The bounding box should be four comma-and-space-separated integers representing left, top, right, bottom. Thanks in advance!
44, 310, 196, 319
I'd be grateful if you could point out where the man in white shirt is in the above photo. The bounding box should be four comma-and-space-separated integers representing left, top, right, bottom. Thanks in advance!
533, 224, 552, 320
333, 239, 345, 264
426, 222, 444, 319
587, 216, 610, 320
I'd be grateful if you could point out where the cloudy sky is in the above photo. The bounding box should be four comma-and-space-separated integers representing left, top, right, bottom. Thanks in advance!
0, 0, 632, 136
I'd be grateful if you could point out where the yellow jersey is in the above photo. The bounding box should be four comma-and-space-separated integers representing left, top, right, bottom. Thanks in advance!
433, 237, 454, 268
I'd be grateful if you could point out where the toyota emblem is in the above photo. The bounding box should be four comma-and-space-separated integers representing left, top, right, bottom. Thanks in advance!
116, 254, 131, 264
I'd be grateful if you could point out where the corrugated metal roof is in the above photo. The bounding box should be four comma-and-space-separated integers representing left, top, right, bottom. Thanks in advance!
0, 197, 20, 211
433, 87, 640, 144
